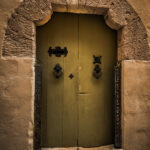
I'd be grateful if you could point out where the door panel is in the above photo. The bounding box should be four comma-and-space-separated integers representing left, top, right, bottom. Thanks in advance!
78, 15, 117, 147
37, 13, 117, 148
37, 13, 79, 147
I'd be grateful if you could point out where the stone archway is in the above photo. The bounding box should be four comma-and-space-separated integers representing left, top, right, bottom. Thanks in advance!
2, 0, 150, 60
1, 0, 150, 150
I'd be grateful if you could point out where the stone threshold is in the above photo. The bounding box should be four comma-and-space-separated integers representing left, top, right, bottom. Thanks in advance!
41, 145, 123, 150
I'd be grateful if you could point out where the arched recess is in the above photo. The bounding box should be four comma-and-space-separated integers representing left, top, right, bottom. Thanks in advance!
1, 0, 150, 150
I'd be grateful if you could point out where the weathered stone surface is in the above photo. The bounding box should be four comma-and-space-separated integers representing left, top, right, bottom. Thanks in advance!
122, 60, 150, 150
117, 16, 150, 60
0, 59, 18, 77
118, 17, 148, 47
8, 12, 34, 38
126, 0, 150, 50
118, 39, 150, 60
16, 0, 52, 23
78, 0, 86, 6
85, 0, 100, 7
81, 0, 108, 15
94, 6, 108, 15
2, 11, 34, 57
42, 145, 123, 150
0, 0, 22, 57
105, 0, 138, 30
0, 58, 34, 150
66, 0, 78, 12
50, 0, 67, 12
3, 28, 34, 57
2, 0, 52, 57
105, 9, 125, 30
50, 0, 67, 5
2, 0, 149, 59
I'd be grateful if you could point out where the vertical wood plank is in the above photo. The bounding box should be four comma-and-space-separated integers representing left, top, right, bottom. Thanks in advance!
62, 14, 78, 147
78, 14, 117, 147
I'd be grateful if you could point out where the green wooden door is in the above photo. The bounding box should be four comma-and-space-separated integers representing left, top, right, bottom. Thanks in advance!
37, 13, 117, 148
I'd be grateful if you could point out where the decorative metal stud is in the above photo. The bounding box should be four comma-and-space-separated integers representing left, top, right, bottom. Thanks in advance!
69, 74, 74, 79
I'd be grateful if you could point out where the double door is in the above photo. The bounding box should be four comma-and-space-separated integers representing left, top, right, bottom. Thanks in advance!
37, 12, 117, 148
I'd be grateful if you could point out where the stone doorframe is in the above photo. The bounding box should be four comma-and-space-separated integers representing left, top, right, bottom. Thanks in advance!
1, 0, 150, 150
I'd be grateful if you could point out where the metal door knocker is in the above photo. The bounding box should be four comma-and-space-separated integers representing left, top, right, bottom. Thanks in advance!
93, 65, 102, 79
93, 55, 102, 79
53, 64, 63, 79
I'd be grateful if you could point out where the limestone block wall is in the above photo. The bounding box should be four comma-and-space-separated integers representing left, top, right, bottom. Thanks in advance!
0, 0, 150, 150
0, 0, 35, 150
0, 58, 34, 150
122, 61, 150, 150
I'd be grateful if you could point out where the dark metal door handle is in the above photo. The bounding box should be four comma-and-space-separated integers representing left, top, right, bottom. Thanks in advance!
48, 46, 68, 57
53, 64, 63, 78
93, 65, 102, 79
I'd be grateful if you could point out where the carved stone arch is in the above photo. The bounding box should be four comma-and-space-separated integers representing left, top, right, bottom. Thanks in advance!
2, 0, 150, 60
1, 0, 150, 150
